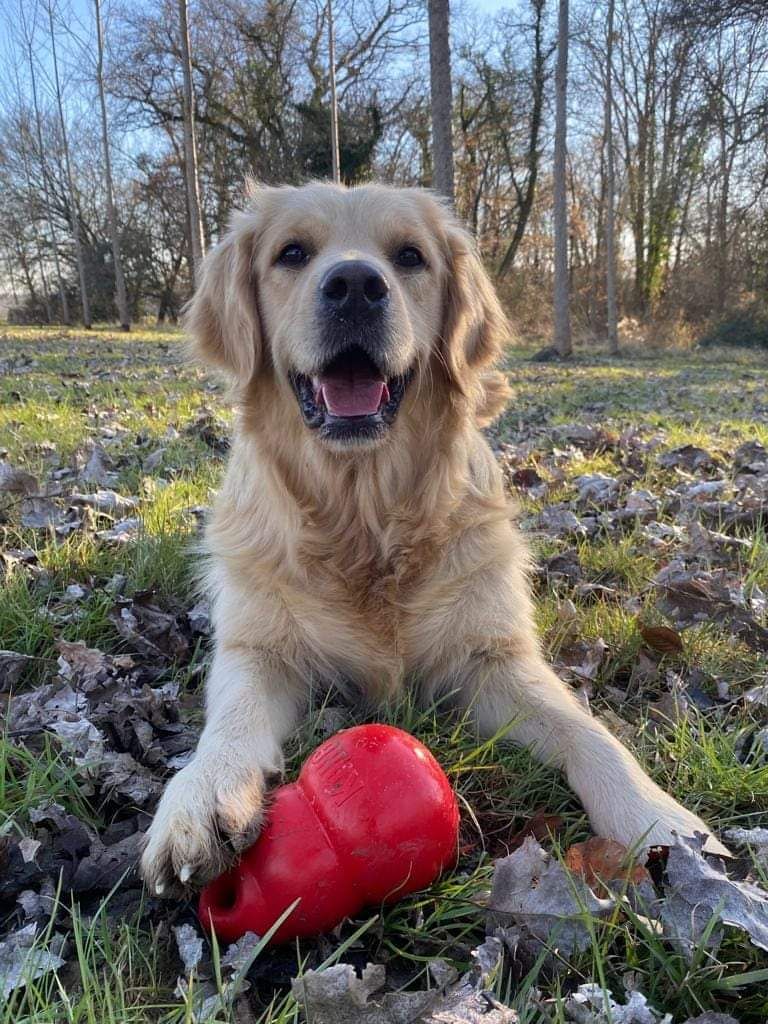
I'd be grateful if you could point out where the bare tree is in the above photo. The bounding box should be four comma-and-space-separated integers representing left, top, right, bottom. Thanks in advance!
327, 0, 340, 183
46, 0, 92, 327
496, 0, 553, 278
20, 2, 69, 323
11, 72, 53, 322
94, 0, 129, 330
604, 0, 618, 352
668, 0, 766, 27
178, 0, 205, 280
553, 0, 571, 356
427, 0, 454, 203
27, 33, 70, 319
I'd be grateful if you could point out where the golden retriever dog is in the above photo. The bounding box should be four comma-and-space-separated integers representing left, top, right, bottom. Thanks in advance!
141, 182, 726, 894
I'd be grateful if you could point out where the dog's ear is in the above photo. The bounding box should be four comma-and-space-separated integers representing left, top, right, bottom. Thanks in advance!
184, 206, 263, 383
440, 222, 512, 422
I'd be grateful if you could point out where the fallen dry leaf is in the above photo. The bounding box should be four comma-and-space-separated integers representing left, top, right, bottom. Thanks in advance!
96, 516, 141, 543
509, 809, 566, 850
658, 444, 716, 472
574, 473, 620, 505
0, 461, 38, 495
0, 924, 66, 998
680, 1015, 738, 1024
488, 836, 615, 955
70, 489, 138, 516
638, 624, 683, 656
20, 496, 64, 530
81, 443, 119, 486
291, 953, 517, 1024
564, 838, 653, 898
564, 983, 671, 1024
0, 650, 34, 691
661, 833, 768, 959
174, 923, 204, 975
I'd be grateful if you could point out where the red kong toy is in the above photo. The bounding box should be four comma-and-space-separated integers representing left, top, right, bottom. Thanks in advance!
198, 724, 460, 944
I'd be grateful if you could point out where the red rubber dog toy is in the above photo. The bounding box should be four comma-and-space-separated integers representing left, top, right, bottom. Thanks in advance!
198, 724, 459, 944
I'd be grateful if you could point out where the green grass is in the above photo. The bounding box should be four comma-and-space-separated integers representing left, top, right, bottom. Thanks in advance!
1, 327, 768, 1022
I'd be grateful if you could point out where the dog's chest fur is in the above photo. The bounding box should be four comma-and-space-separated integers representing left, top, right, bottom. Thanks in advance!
208, 429, 513, 696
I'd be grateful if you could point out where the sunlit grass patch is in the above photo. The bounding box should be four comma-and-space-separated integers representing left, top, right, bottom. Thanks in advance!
2, 333, 768, 1020
0, 323, 183, 345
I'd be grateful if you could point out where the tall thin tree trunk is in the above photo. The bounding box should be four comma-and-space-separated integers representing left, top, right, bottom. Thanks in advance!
16, 241, 38, 307
178, 0, 205, 282
94, 0, 130, 330
604, 0, 618, 354
35, 236, 53, 321
28, 36, 70, 324
497, 0, 546, 278
327, 0, 340, 183
33, 232, 53, 322
13, 61, 52, 323
553, 0, 572, 357
427, 0, 455, 204
20, 139, 53, 322
47, 0, 91, 327
715, 91, 730, 315
5, 251, 20, 307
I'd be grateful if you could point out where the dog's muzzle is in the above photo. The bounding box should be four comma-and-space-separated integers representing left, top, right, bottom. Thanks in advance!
289, 259, 412, 446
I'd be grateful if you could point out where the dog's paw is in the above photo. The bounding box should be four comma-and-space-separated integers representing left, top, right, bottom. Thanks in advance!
140, 760, 265, 896
594, 788, 730, 857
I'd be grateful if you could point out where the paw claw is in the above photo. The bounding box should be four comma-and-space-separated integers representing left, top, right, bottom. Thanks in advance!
140, 762, 266, 894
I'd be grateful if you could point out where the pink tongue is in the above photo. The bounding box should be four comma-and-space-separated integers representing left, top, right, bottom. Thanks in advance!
320, 377, 387, 417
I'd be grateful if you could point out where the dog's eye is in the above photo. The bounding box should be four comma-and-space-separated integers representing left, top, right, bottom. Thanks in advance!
277, 243, 309, 268
393, 246, 425, 269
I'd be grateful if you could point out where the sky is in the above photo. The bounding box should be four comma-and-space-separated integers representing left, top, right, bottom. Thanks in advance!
0, 0, 514, 137
61, 0, 514, 34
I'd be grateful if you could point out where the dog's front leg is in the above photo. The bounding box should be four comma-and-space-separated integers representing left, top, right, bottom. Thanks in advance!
456, 650, 729, 855
141, 645, 303, 894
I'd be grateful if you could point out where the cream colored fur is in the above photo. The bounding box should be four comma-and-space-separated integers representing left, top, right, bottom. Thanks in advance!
141, 182, 727, 894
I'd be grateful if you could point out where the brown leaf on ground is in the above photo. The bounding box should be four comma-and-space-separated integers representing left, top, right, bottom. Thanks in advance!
509, 809, 566, 849
0, 650, 35, 692
564, 837, 653, 897
658, 444, 716, 473
511, 466, 544, 489
638, 624, 683, 655
0, 461, 38, 496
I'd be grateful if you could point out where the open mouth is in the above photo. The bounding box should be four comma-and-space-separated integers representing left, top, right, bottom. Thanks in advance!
290, 346, 411, 444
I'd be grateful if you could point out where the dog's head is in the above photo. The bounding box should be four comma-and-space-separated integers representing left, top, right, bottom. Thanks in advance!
186, 182, 510, 451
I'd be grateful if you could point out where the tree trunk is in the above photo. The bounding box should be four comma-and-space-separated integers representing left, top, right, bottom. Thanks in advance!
178, 0, 205, 282
28, 35, 70, 324
327, 0, 341, 183
5, 251, 20, 307
497, 0, 547, 278
11, 61, 52, 322
94, 0, 130, 330
16, 110, 52, 323
715, 94, 730, 315
553, 0, 572, 357
47, 0, 92, 328
604, 0, 619, 354
427, 0, 455, 203
16, 241, 38, 308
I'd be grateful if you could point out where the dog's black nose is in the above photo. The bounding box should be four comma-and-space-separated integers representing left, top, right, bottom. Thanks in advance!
320, 260, 389, 320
